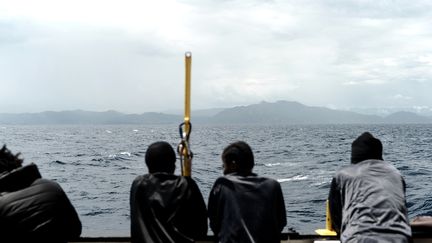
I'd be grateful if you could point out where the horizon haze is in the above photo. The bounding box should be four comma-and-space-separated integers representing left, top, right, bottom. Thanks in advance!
1, 100, 431, 125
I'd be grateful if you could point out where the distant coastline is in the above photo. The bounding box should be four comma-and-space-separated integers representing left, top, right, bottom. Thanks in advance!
1, 101, 431, 125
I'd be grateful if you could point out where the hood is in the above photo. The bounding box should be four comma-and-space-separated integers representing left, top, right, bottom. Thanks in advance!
0, 163, 41, 192
351, 132, 383, 164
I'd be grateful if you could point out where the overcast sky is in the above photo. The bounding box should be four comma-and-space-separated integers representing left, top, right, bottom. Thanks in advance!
1, 0, 432, 114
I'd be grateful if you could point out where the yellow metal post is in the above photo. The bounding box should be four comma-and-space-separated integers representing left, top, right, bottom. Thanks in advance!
182, 52, 192, 176
315, 200, 337, 236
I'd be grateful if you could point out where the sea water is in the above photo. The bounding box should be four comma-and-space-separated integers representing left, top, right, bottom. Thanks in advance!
1, 124, 431, 236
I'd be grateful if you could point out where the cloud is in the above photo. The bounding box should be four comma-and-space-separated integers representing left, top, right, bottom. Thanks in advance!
1, 0, 432, 113
393, 94, 413, 100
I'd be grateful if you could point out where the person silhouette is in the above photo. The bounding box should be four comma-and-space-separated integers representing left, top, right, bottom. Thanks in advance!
0, 145, 82, 243
328, 132, 411, 242
130, 141, 207, 243
208, 141, 287, 243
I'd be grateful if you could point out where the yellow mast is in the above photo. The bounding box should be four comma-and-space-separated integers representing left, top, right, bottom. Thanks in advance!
182, 52, 192, 176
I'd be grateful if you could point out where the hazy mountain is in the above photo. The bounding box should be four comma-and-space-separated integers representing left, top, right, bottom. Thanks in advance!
349, 107, 432, 117
0, 110, 181, 125
0, 101, 431, 124
211, 101, 383, 124
163, 108, 228, 117
383, 111, 432, 124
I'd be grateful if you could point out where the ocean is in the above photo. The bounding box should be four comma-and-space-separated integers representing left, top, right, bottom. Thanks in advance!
1, 124, 431, 236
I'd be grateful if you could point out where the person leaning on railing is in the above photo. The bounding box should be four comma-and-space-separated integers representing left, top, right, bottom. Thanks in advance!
0, 145, 82, 243
328, 132, 412, 243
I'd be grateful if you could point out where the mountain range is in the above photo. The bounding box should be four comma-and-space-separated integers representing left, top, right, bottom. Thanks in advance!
0, 101, 431, 125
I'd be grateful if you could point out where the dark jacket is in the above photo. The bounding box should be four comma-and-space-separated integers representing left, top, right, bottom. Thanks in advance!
329, 159, 412, 243
208, 173, 287, 243
130, 173, 207, 243
0, 164, 82, 243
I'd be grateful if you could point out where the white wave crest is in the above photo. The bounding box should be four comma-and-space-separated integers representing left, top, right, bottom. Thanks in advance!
277, 175, 308, 183
265, 163, 281, 167
120, 151, 131, 156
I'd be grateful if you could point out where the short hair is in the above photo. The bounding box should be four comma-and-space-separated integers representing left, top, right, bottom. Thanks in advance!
222, 141, 254, 172
351, 132, 383, 164
145, 141, 176, 173
0, 145, 23, 174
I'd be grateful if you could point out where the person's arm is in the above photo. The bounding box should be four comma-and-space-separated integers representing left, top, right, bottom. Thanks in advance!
276, 182, 287, 232
129, 178, 142, 243
53, 183, 82, 240
63, 195, 82, 239
187, 178, 208, 239
208, 180, 222, 236
328, 177, 342, 234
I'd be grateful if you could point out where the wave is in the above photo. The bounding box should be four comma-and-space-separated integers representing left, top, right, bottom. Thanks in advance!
119, 151, 131, 156
278, 175, 308, 183
107, 151, 133, 161
265, 162, 281, 167
51, 160, 67, 165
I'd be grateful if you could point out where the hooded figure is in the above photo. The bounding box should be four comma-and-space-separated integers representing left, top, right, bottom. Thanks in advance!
328, 132, 411, 243
350, 131, 383, 164
130, 141, 207, 243
208, 141, 287, 243
0, 145, 82, 243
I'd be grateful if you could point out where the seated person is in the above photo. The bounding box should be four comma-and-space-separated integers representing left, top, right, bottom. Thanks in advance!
208, 141, 287, 243
328, 132, 411, 242
0, 145, 82, 243
130, 141, 207, 243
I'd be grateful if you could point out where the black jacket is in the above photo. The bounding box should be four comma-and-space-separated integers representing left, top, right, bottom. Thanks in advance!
329, 159, 411, 243
0, 164, 82, 243
130, 173, 207, 243
208, 173, 287, 243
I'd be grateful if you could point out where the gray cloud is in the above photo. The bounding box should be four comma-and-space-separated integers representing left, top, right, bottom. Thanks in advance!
1, 0, 432, 113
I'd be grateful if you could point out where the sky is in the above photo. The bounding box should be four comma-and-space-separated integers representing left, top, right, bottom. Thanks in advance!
1, 0, 432, 114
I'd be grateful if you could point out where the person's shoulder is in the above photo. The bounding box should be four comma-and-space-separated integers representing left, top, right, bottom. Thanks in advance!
211, 176, 235, 190
255, 175, 282, 188
330, 164, 356, 184
358, 159, 401, 175
132, 174, 148, 183
21, 178, 70, 203
180, 175, 199, 183
32, 178, 64, 192
380, 160, 401, 171
135, 173, 189, 187
215, 175, 230, 182
176, 175, 196, 187
218, 174, 242, 185
179, 176, 204, 193
334, 162, 357, 175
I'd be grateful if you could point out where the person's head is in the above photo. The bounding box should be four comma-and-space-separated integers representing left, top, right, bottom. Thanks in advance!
0, 145, 23, 174
351, 132, 383, 164
145, 141, 176, 174
221, 141, 254, 175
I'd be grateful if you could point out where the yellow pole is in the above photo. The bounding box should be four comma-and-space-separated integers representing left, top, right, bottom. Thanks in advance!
325, 200, 335, 232
182, 52, 192, 176
315, 200, 337, 236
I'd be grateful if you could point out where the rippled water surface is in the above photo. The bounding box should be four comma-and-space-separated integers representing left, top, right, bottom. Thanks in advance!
1, 124, 431, 236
